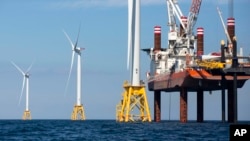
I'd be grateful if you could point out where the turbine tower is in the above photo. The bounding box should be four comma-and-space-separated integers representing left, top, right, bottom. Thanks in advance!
116, 0, 151, 122
11, 61, 33, 120
63, 26, 85, 120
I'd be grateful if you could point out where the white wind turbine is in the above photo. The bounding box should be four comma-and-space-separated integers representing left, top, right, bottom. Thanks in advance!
11, 61, 33, 120
63, 26, 85, 120
116, 0, 151, 122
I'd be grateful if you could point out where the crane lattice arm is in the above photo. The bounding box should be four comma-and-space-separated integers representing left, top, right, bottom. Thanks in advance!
187, 0, 202, 35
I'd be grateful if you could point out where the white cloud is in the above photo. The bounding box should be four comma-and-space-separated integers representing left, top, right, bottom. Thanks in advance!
49, 0, 247, 9
178, 0, 235, 5
203, 0, 230, 5
49, 0, 165, 9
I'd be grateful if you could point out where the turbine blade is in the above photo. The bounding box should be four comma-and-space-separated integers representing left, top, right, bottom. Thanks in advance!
19, 76, 26, 105
74, 23, 81, 50
63, 29, 74, 50
11, 61, 25, 75
26, 60, 35, 73
64, 51, 75, 95
127, 0, 133, 70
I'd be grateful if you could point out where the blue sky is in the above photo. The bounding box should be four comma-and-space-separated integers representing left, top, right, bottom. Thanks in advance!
0, 0, 249, 120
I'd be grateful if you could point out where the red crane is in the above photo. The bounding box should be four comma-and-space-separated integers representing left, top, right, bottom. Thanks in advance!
187, 0, 202, 35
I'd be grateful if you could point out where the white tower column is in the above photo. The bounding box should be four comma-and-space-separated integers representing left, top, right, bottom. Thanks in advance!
131, 0, 140, 86
77, 53, 81, 106
26, 77, 29, 111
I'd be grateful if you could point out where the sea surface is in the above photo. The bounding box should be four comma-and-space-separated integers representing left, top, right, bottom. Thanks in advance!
0, 120, 248, 141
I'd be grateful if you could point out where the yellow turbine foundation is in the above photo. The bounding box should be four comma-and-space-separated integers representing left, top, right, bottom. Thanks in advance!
71, 104, 85, 120
23, 110, 31, 120
116, 81, 151, 122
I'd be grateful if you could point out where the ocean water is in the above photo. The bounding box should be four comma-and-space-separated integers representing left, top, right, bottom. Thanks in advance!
0, 120, 245, 141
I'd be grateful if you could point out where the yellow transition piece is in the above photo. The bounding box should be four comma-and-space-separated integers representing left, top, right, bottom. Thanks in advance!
71, 104, 85, 120
116, 81, 151, 122
23, 110, 31, 120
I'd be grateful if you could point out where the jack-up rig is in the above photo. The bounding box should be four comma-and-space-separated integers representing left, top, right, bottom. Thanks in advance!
143, 0, 250, 123
63, 27, 86, 120
116, 0, 151, 122
12, 61, 33, 120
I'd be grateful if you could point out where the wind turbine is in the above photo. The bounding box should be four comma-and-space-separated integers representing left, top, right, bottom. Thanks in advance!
11, 61, 33, 120
63, 26, 86, 120
116, 0, 151, 122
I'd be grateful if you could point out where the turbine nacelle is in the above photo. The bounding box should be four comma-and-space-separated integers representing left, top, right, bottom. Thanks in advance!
25, 73, 30, 78
74, 47, 85, 55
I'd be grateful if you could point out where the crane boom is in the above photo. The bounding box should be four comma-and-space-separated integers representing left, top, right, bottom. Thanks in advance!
166, 0, 202, 50
187, 0, 202, 35
167, 0, 185, 31
217, 7, 232, 44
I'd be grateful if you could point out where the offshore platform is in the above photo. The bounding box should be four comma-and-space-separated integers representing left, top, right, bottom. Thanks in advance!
143, 0, 250, 123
